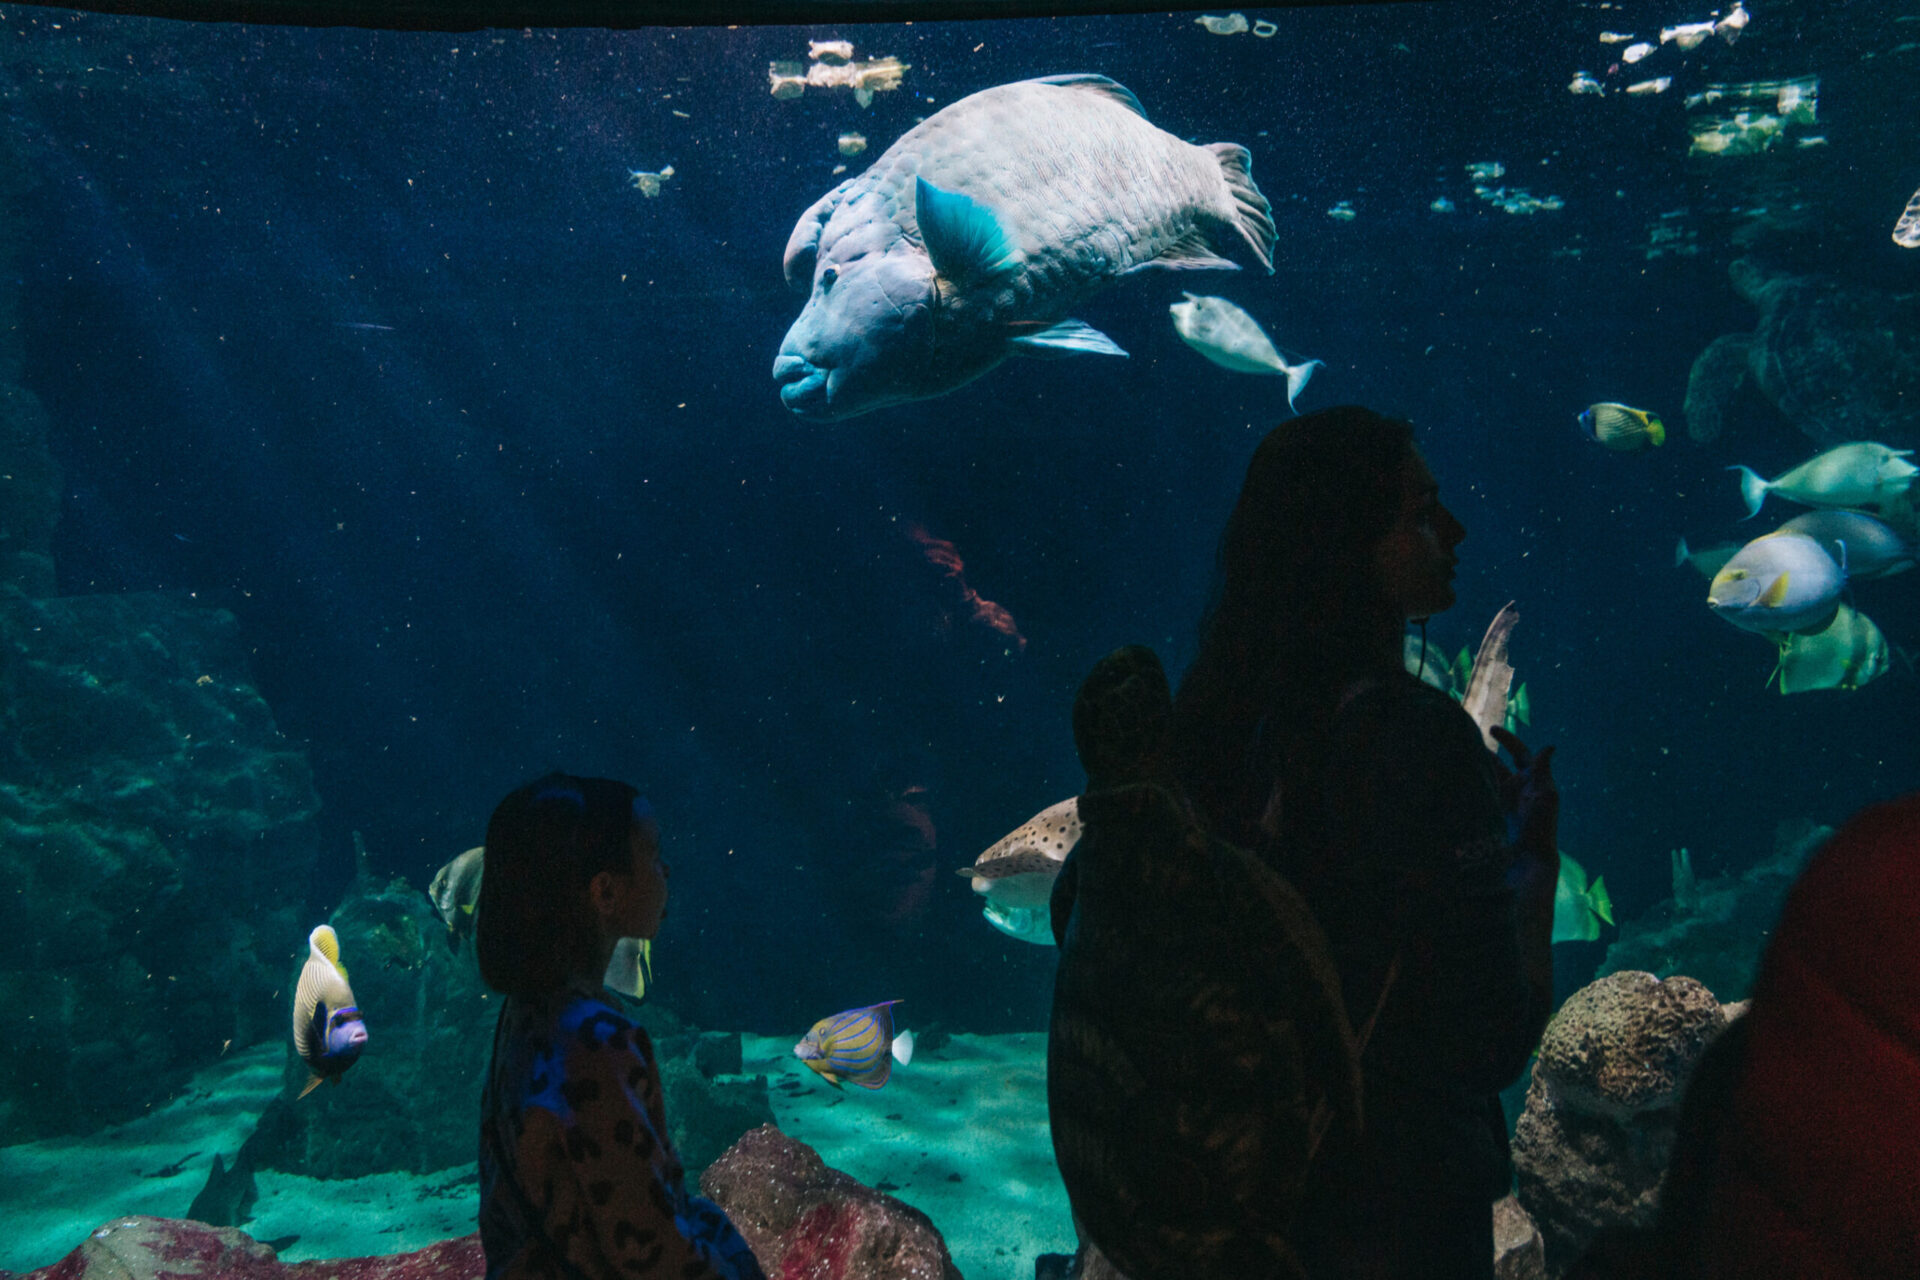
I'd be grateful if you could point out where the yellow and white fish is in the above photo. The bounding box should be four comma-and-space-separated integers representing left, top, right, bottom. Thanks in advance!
1578, 402, 1665, 451
293, 925, 367, 1099
1770, 603, 1890, 694
1731, 442, 1918, 518
1707, 530, 1846, 636
1168, 293, 1324, 411
426, 845, 484, 952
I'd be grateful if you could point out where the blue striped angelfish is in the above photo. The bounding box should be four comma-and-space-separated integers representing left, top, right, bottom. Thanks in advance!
793, 1000, 915, 1089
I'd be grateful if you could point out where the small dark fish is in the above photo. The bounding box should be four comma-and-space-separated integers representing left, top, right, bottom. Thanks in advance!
141, 1151, 202, 1178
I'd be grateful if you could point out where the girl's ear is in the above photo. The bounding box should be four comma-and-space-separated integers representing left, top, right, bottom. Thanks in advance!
587, 869, 618, 916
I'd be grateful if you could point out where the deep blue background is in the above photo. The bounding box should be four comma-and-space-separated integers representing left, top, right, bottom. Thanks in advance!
5, 0, 1917, 1034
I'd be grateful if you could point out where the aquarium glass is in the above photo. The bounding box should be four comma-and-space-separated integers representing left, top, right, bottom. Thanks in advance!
0, 0, 1914, 1273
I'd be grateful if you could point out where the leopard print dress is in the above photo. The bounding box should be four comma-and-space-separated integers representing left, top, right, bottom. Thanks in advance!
479, 981, 764, 1280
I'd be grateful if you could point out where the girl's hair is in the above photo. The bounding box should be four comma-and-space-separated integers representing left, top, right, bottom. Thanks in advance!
475, 772, 648, 998
1170, 406, 1416, 850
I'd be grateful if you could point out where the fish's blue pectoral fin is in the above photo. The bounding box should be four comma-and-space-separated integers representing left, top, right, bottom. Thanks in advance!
1009, 319, 1129, 358
916, 178, 1024, 289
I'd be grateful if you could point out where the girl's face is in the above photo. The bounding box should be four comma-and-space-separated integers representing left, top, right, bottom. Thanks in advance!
1372, 447, 1465, 621
595, 819, 669, 942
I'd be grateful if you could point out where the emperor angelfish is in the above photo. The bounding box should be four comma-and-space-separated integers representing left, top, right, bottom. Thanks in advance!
1707, 530, 1847, 636
773, 74, 1276, 419
293, 924, 367, 1099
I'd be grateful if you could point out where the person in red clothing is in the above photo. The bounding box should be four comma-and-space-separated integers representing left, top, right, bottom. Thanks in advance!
1610, 790, 1920, 1279
475, 773, 763, 1280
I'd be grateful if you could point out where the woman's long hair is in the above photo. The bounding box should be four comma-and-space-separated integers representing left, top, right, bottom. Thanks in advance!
475, 773, 643, 998
1171, 407, 1415, 852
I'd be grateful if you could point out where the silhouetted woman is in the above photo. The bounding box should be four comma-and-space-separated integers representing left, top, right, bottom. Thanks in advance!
1171, 407, 1559, 1279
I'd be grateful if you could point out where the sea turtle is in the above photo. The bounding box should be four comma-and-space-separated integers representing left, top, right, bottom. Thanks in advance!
1684, 257, 1920, 450
1046, 646, 1360, 1280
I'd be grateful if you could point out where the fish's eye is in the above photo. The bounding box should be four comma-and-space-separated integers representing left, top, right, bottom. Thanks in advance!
819, 265, 839, 289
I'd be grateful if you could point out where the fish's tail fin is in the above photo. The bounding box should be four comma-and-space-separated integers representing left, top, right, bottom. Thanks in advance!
1207, 143, 1277, 273
892, 1028, 915, 1066
1730, 464, 1768, 519
1588, 874, 1614, 927
1285, 358, 1326, 413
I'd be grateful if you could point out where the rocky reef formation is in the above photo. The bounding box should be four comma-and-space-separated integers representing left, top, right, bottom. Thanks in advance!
2, 1215, 483, 1280
1595, 820, 1829, 1002
1511, 972, 1734, 1277
703, 1125, 963, 1280
0, 590, 323, 1145
1684, 258, 1920, 449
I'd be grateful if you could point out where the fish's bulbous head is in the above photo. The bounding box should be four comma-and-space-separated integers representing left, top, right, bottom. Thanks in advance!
774, 251, 937, 420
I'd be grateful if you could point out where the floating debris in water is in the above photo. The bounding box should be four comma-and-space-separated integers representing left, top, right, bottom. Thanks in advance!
1894, 187, 1920, 248
769, 47, 909, 107
1627, 76, 1672, 95
1195, 12, 1249, 34
1477, 186, 1564, 215
1327, 200, 1356, 221
1569, 70, 1605, 94
1685, 76, 1818, 156
628, 164, 674, 197
1252, 18, 1277, 37
1465, 161, 1505, 182
1622, 41, 1656, 62
837, 131, 867, 157
1661, 20, 1716, 49
1599, 30, 1635, 43
1430, 196, 1455, 212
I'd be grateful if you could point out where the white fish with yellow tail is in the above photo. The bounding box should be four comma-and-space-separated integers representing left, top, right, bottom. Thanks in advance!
1707, 530, 1846, 635
1770, 603, 1890, 694
1730, 442, 1918, 518
961, 796, 1081, 945
1578, 401, 1665, 451
293, 924, 367, 1099
773, 74, 1276, 419
1168, 293, 1324, 411
1460, 601, 1519, 753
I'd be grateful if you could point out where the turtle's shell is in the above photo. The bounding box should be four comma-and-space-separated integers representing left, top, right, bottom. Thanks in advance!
1047, 647, 1361, 1280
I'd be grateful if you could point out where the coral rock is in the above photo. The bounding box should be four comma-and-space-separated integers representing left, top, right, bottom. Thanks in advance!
701, 1125, 961, 1280
11, 1217, 481, 1280
1513, 972, 1727, 1274
1493, 1194, 1545, 1280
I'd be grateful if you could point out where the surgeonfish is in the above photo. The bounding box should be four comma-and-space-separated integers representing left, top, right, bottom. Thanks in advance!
1578, 402, 1666, 451
293, 925, 367, 1099
1460, 602, 1519, 753
1776, 509, 1916, 580
773, 75, 1275, 419
1730, 442, 1919, 519
1674, 536, 1742, 580
963, 798, 1081, 945
1167, 293, 1324, 411
794, 1000, 914, 1089
426, 845, 485, 952
1770, 603, 1890, 694
1707, 530, 1847, 636
1553, 853, 1615, 943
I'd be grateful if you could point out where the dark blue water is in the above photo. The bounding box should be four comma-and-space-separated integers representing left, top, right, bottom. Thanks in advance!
7, 0, 1916, 1031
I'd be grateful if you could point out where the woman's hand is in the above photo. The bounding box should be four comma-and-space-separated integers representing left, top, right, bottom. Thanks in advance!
1490, 726, 1558, 868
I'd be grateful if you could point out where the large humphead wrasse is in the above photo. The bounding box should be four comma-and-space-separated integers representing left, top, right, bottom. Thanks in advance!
773, 74, 1276, 419
1047, 646, 1360, 1280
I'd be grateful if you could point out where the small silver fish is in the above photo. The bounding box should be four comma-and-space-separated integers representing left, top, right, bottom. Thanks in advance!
293, 925, 366, 1099
1731, 442, 1918, 518
1168, 293, 1323, 411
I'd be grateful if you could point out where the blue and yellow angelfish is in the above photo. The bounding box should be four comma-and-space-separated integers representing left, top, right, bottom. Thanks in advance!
793, 1000, 915, 1089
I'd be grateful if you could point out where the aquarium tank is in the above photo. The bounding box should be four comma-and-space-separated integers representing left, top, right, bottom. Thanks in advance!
0, 0, 1914, 1275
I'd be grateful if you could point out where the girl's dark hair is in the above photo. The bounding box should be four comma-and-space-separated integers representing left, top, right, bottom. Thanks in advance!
475, 773, 646, 998
1171, 406, 1416, 850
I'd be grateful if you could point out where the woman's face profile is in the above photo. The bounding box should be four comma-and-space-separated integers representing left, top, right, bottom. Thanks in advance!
596, 818, 670, 942
1372, 447, 1465, 621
